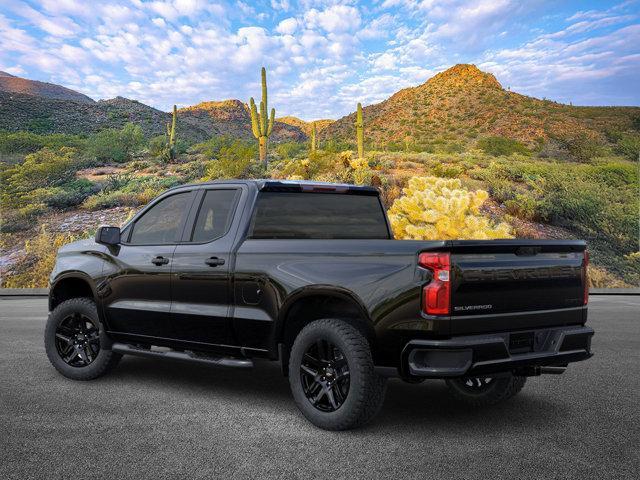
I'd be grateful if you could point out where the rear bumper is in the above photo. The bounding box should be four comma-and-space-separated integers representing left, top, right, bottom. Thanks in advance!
402, 325, 594, 378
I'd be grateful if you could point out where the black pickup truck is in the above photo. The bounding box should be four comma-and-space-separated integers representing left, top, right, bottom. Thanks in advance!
46, 179, 593, 430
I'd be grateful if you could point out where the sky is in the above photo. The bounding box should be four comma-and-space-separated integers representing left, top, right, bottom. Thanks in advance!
0, 0, 639, 120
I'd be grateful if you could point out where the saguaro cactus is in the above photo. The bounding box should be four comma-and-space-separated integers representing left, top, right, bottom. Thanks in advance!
310, 122, 317, 152
355, 102, 364, 160
165, 104, 177, 161
250, 67, 275, 166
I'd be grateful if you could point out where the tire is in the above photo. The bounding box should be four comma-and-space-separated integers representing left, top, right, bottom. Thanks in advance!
44, 298, 121, 381
445, 374, 526, 407
288, 319, 387, 430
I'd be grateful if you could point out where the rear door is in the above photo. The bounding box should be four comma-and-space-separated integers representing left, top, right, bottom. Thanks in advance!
170, 186, 244, 346
448, 240, 587, 335
102, 190, 196, 339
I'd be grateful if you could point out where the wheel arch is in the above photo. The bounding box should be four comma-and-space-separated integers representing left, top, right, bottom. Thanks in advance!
276, 286, 377, 370
49, 273, 97, 312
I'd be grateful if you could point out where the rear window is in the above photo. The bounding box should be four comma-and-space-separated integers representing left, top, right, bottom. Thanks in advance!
250, 192, 390, 239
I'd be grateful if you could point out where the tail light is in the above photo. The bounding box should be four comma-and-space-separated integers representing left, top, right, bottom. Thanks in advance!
583, 250, 589, 305
419, 252, 451, 315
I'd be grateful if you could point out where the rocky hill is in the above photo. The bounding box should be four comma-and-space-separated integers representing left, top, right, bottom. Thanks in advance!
0, 71, 94, 104
0, 91, 305, 143
179, 100, 306, 142
0, 91, 210, 141
277, 116, 334, 135
321, 64, 640, 148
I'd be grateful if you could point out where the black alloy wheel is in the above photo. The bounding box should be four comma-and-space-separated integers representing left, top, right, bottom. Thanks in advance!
300, 339, 350, 412
54, 313, 101, 367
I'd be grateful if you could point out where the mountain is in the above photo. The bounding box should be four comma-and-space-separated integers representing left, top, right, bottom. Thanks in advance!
0, 71, 94, 104
179, 100, 306, 142
0, 74, 306, 142
277, 116, 334, 135
321, 64, 640, 148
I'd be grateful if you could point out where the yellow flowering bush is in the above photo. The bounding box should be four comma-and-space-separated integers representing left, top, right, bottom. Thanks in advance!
2, 227, 76, 288
388, 176, 513, 240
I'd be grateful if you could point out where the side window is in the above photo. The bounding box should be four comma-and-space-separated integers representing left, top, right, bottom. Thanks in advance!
191, 189, 239, 242
129, 192, 192, 245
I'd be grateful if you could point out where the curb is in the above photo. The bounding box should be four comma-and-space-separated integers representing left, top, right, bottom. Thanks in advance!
1, 288, 639, 297
590, 288, 640, 295
0, 288, 49, 297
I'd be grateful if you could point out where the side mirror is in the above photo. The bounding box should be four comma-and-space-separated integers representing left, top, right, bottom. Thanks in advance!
95, 226, 121, 246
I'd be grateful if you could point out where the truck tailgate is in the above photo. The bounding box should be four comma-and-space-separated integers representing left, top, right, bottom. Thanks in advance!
447, 240, 587, 335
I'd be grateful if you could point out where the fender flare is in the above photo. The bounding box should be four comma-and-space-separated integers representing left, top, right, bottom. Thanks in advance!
276, 285, 373, 343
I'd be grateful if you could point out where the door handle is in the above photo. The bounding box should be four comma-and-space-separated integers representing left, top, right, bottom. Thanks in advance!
151, 256, 170, 266
205, 257, 225, 267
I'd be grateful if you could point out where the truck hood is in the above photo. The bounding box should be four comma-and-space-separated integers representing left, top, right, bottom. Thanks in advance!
58, 238, 106, 254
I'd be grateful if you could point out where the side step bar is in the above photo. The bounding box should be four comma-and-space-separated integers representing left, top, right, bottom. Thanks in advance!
111, 343, 254, 369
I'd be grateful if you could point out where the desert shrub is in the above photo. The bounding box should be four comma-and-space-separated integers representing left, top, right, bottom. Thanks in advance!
0, 147, 81, 209
587, 265, 629, 288
615, 133, 640, 160
0, 203, 47, 232
193, 136, 242, 159
275, 141, 306, 160
504, 194, 540, 221
322, 139, 353, 153
202, 140, 257, 180
278, 151, 337, 180
88, 123, 144, 162
388, 176, 513, 240
27, 117, 54, 134
0, 131, 87, 155
432, 163, 463, 178
2, 227, 76, 288
477, 136, 529, 156
82, 189, 156, 210
174, 160, 206, 182
148, 135, 167, 157
555, 132, 603, 162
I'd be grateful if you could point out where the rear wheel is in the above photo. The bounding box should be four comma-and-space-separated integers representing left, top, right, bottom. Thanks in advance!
45, 298, 121, 380
445, 374, 526, 407
288, 319, 386, 430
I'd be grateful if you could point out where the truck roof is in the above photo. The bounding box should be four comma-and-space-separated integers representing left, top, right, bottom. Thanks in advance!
172, 179, 380, 195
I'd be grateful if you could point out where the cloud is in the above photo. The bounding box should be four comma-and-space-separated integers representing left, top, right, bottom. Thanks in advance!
8, 2, 80, 37
305, 5, 361, 33
276, 17, 298, 35
0, 0, 637, 118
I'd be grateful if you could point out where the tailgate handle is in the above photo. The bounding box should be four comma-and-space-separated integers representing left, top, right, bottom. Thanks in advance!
515, 247, 541, 256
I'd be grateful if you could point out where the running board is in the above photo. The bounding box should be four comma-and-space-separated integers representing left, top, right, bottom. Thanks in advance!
111, 343, 254, 369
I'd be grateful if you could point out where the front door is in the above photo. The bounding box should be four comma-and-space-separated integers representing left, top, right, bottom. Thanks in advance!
101, 190, 195, 340
170, 187, 243, 346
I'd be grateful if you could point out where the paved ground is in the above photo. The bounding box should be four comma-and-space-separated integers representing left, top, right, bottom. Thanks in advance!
1, 296, 638, 479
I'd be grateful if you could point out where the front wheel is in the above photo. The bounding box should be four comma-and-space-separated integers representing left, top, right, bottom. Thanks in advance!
44, 298, 121, 381
288, 319, 387, 430
445, 374, 526, 407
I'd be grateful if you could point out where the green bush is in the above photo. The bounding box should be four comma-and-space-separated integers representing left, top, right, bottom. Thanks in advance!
202, 140, 257, 180
275, 141, 306, 160
88, 123, 144, 162
477, 136, 529, 156
432, 163, 463, 178
192, 136, 239, 159
615, 133, 640, 160
555, 132, 603, 162
31, 179, 99, 209
0, 147, 81, 209
505, 194, 541, 221
148, 135, 166, 157
0, 131, 87, 154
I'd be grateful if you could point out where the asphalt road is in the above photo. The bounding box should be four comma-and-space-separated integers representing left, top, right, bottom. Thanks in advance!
1, 296, 638, 479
